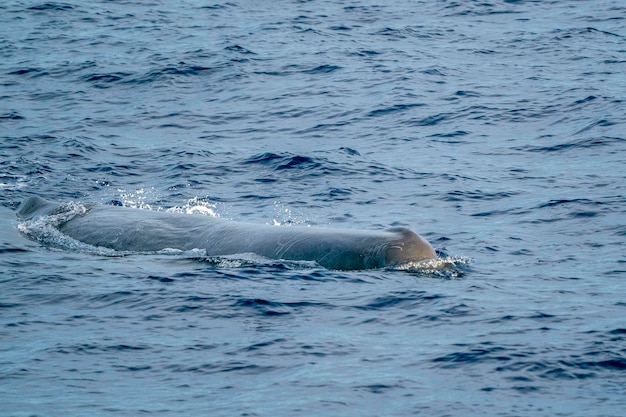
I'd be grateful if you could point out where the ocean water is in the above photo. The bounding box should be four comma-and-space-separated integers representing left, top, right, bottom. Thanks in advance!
1, 0, 625, 416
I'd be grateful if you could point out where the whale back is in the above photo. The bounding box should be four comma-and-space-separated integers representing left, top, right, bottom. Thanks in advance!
16, 197, 437, 270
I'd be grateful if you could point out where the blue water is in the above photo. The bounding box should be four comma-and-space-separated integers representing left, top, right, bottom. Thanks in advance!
1, 0, 625, 416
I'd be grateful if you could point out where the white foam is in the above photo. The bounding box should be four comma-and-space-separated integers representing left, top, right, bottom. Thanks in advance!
166, 197, 219, 217
17, 201, 118, 256
392, 256, 473, 278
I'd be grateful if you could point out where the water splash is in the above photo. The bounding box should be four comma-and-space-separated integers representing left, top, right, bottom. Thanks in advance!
393, 256, 473, 278
270, 200, 310, 226
16, 201, 117, 256
116, 187, 158, 210
166, 197, 219, 217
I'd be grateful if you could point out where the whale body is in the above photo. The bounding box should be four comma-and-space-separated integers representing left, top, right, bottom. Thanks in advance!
17, 196, 436, 270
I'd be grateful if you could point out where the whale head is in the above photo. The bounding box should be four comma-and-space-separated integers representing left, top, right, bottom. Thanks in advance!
384, 227, 436, 266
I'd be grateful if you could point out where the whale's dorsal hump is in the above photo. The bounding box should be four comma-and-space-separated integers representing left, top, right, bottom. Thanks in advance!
17, 196, 57, 219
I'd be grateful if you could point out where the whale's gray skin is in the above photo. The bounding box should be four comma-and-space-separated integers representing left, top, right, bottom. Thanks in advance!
17, 196, 436, 270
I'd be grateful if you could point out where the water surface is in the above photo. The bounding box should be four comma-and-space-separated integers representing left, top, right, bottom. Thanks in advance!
1, 1, 625, 416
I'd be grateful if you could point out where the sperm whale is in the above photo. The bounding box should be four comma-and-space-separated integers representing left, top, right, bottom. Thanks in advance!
17, 196, 436, 270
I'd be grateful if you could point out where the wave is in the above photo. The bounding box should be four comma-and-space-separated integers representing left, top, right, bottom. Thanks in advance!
515, 135, 625, 153
28, 3, 75, 11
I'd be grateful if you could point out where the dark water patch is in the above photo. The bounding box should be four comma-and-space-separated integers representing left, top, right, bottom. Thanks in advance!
84, 163, 142, 178
339, 147, 360, 156
302, 64, 341, 74
86, 291, 153, 309
571, 211, 597, 218
244, 152, 291, 166
239, 338, 287, 352
28, 3, 75, 11
242, 152, 341, 176
147, 275, 175, 283
158, 294, 227, 314
0, 112, 24, 120
329, 25, 351, 32
372, 27, 448, 40
224, 44, 255, 55
200, 3, 236, 10
300, 342, 357, 358
276, 155, 321, 171
312, 186, 356, 201
351, 49, 382, 57
114, 364, 152, 372
234, 298, 289, 315
608, 328, 626, 336
233, 298, 328, 316
536, 199, 602, 209
552, 27, 625, 41
509, 248, 534, 256
166, 303, 202, 313
474, 49, 497, 55
409, 113, 450, 126
356, 383, 403, 394
454, 90, 481, 98
147, 63, 216, 78
298, 121, 353, 134
442, 2, 523, 17
496, 356, 626, 380
118, 62, 222, 86
0, 247, 29, 254
83, 72, 131, 87
433, 345, 512, 368
2, 135, 103, 161
167, 149, 215, 159
255, 61, 307, 77
573, 119, 618, 135
606, 268, 626, 277
441, 303, 475, 318
7, 67, 48, 78
445, 189, 519, 202
573, 357, 626, 372
514, 134, 626, 153
366, 103, 425, 118
237, 339, 358, 358
253, 177, 278, 184
469, 206, 528, 218
528, 312, 557, 320
60, 137, 101, 155
533, 198, 617, 220
29, 274, 74, 284
184, 343, 220, 351
355, 291, 444, 311
437, 173, 480, 182
421, 67, 447, 77
485, 311, 565, 325
584, 328, 626, 344
166, 360, 277, 375
52, 343, 149, 355
20, 292, 81, 305
429, 130, 470, 141
0, 302, 23, 309
434, 335, 626, 382
237, 193, 280, 200
570, 95, 598, 107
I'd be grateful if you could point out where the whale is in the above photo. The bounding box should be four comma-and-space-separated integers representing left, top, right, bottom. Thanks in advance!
16, 196, 436, 270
